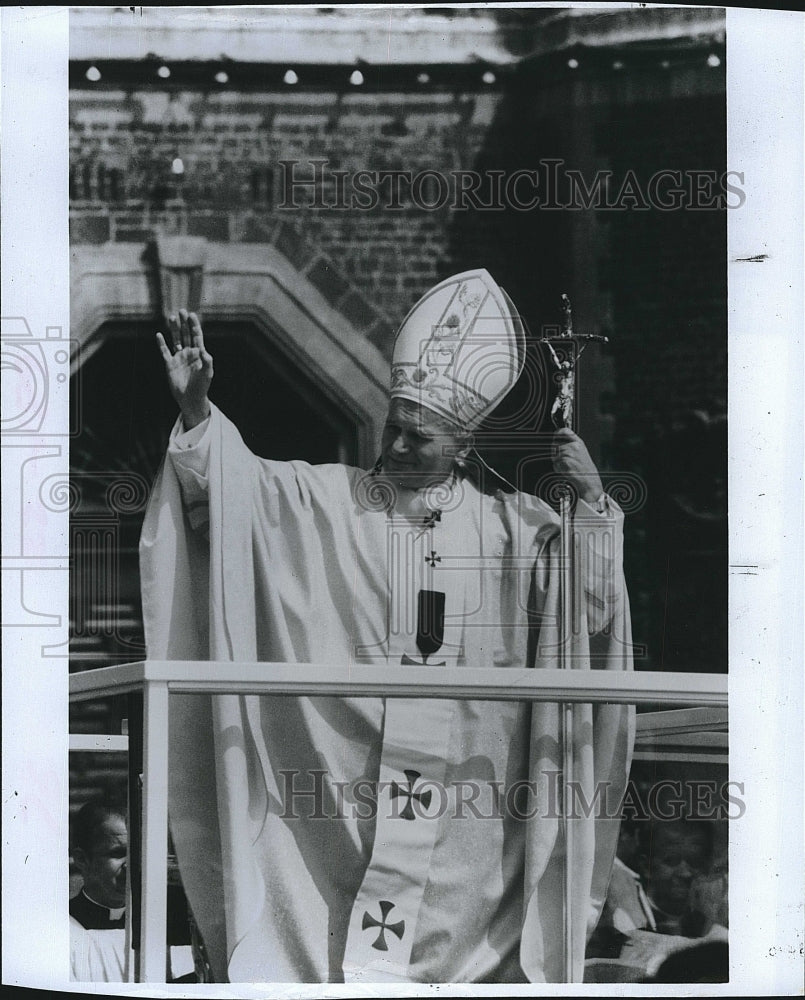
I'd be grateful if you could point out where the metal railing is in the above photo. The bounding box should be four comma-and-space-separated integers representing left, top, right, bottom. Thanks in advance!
69, 660, 728, 983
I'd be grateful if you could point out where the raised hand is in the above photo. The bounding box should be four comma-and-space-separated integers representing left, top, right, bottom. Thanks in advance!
156, 309, 214, 429
552, 427, 604, 505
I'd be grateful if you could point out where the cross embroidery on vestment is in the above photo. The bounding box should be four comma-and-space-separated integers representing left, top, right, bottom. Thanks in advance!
390, 768, 433, 821
362, 900, 406, 951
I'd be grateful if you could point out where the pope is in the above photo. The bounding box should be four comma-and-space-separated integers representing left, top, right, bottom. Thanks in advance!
142, 270, 634, 984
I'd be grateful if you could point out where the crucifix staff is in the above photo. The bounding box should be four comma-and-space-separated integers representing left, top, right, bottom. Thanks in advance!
539, 293, 610, 981
539, 293, 609, 433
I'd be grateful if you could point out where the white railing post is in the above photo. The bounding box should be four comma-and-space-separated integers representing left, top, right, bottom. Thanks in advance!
138, 678, 169, 983
559, 488, 575, 983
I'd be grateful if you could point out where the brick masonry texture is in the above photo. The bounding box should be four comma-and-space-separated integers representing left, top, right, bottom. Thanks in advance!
69, 87, 502, 324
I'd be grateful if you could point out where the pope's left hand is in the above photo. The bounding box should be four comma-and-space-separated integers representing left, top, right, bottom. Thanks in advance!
552, 428, 604, 505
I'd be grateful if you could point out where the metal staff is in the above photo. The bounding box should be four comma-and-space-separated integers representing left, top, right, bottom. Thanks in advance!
539, 294, 609, 982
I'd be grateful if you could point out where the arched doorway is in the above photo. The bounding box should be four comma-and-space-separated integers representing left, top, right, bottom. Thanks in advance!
69, 316, 362, 672
68, 241, 391, 817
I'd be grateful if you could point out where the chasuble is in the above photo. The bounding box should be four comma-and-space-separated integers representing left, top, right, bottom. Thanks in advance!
139, 403, 634, 983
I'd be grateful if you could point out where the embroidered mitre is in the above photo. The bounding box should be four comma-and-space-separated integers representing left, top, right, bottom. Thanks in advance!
390, 269, 526, 429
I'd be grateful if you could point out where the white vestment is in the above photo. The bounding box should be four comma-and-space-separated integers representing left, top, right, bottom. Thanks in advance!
70, 919, 127, 982
139, 404, 634, 983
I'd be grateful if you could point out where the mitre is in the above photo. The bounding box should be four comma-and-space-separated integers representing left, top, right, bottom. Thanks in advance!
390, 269, 526, 429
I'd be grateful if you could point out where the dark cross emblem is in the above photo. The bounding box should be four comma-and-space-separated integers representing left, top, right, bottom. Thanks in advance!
423, 509, 441, 528
425, 550, 441, 567
362, 899, 405, 952
390, 768, 432, 821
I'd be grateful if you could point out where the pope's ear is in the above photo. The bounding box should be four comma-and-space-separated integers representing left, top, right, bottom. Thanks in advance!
457, 433, 474, 461
72, 846, 89, 875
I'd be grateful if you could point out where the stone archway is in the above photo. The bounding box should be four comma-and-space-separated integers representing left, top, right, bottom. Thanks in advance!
70, 237, 391, 465
68, 236, 393, 676
67, 237, 397, 814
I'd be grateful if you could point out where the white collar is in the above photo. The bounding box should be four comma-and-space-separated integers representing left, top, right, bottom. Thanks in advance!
387, 474, 458, 520
82, 889, 125, 921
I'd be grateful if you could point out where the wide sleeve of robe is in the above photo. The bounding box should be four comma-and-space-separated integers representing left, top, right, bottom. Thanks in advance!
140, 405, 388, 982
481, 485, 633, 982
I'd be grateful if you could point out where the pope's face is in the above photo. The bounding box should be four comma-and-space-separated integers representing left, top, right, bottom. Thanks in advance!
77, 814, 128, 909
381, 399, 469, 489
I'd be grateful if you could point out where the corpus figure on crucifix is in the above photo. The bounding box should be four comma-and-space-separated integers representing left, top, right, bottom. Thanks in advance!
540, 293, 609, 431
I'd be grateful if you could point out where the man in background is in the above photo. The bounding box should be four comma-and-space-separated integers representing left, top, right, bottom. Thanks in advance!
69, 796, 128, 980
587, 817, 728, 980
69, 794, 196, 981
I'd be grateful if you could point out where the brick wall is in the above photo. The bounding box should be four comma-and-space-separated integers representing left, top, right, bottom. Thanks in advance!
69, 86, 506, 325
603, 94, 728, 672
